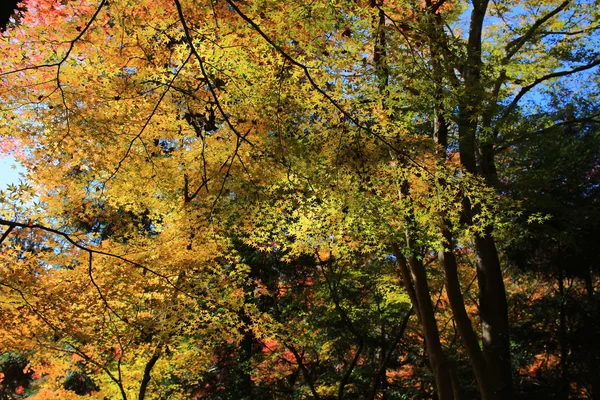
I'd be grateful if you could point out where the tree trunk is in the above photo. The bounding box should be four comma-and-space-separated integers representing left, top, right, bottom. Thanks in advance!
138, 345, 161, 400
456, 2, 514, 397
473, 232, 513, 398
407, 254, 455, 400
439, 228, 493, 400
392, 245, 454, 399
558, 271, 569, 399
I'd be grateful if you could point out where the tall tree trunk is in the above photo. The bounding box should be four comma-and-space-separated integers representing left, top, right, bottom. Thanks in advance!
583, 268, 599, 398
425, 6, 494, 397
558, 270, 569, 400
439, 229, 493, 400
472, 232, 512, 398
411, 252, 455, 399
456, 2, 513, 397
374, 2, 453, 396
392, 246, 454, 400
379, 320, 389, 399
374, 1, 454, 396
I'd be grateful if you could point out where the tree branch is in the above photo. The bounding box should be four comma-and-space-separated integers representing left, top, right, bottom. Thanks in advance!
501, 59, 600, 122
504, 0, 571, 63
0, 224, 14, 245
0, 218, 191, 297
0, 0, 107, 78
103, 51, 193, 188
495, 114, 600, 152
370, 306, 413, 400
138, 343, 162, 400
286, 343, 321, 399
173, 0, 253, 147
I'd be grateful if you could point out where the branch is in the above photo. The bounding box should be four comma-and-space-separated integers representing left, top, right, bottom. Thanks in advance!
495, 114, 600, 152
537, 27, 600, 37
316, 257, 365, 399
0, 218, 189, 297
431, 0, 448, 13
370, 306, 413, 400
63, 343, 129, 400
339, 339, 364, 400
53, 342, 129, 400
501, 58, 600, 121
317, 258, 363, 341
209, 129, 250, 214
173, 0, 253, 147
0, 224, 14, 244
103, 51, 193, 188
0, 280, 129, 400
504, 0, 571, 62
87, 252, 146, 336
183, 173, 209, 203
138, 343, 162, 400
0, 0, 107, 78
286, 343, 321, 399
221, 0, 427, 171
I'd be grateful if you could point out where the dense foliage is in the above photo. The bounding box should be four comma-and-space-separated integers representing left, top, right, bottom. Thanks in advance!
0, 0, 598, 399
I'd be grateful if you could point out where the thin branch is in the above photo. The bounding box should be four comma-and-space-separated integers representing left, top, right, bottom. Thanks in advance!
173, 0, 253, 147
496, 114, 600, 151
370, 305, 413, 400
286, 343, 321, 399
500, 59, 600, 122
88, 252, 145, 335
339, 340, 364, 400
183, 173, 210, 203
316, 256, 365, 399
63, 343, 129, 400
504, 0, 571, 63
209, 128, 251, 214
0, 281, 129, 400
0, 218, 190, 297
0, 0, 107, 78
0, 225, 14, 244
431, 0, 448, 13
103, 51, 193, 188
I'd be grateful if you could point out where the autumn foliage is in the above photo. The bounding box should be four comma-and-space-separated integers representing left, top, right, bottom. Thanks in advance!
0, 0, 599, 399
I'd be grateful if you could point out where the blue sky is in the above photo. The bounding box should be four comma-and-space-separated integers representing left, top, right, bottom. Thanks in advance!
0, 155, 25, 190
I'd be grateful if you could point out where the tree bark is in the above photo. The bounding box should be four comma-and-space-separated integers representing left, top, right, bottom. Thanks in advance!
407, 253, 455, 400
456, 2, 514, 397
439, 229, 493, 400
558, 271, 569, 400
472, 232, 513, 398
138, 345, 161, 400
392, 245, 455, 400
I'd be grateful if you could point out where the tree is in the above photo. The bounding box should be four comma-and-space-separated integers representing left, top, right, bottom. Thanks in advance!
1, 0, 599, 398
